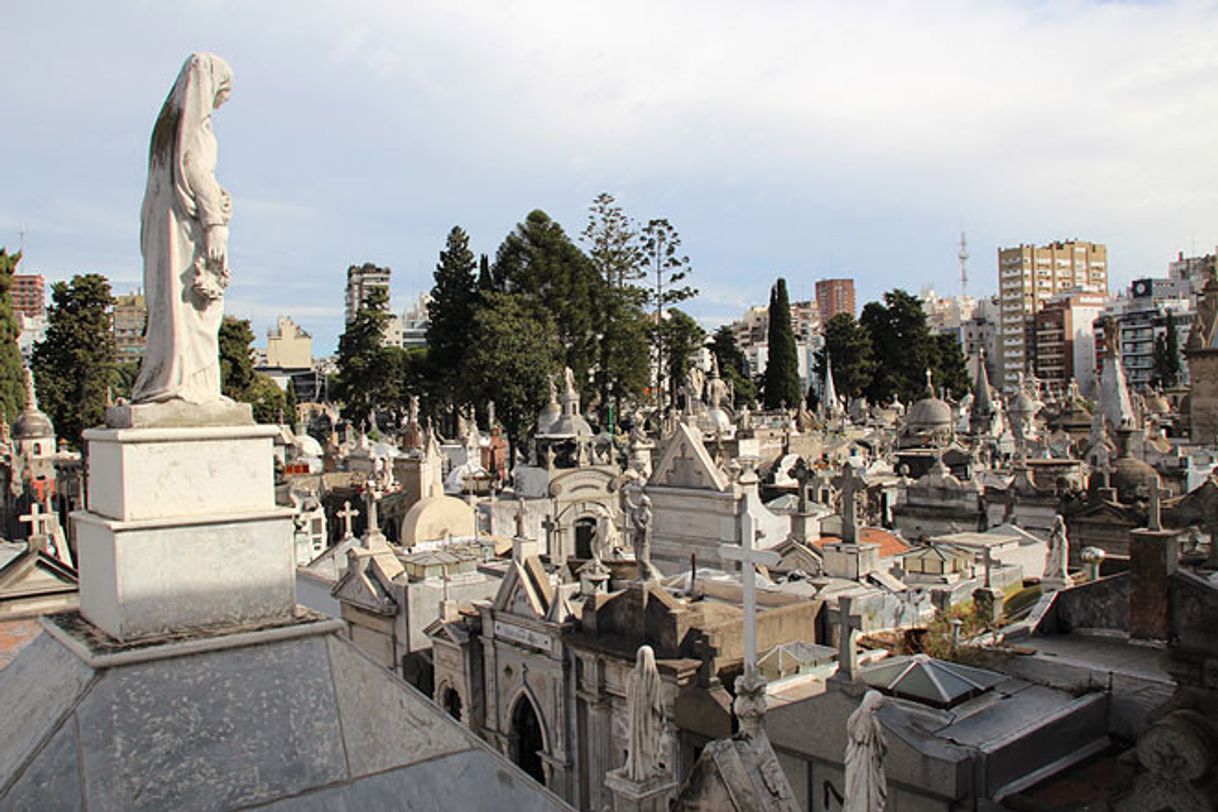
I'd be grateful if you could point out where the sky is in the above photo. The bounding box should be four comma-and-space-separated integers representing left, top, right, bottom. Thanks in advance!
4, 0, 1218, 354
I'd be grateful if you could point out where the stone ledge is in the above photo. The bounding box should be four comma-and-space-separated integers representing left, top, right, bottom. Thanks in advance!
41, 608, 344, 668
72, 506, 294, 532
104, 398, 254, 429
83, 423, 279, 444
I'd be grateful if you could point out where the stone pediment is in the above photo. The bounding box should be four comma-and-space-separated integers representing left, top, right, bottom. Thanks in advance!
332, 559, 397, 615
492, 557, 554, 620
548, 466, 617, 498
648, 423, 729, 492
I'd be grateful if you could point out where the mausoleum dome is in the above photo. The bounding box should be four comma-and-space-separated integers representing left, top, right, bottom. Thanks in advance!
906, 395, 952, 433
536, 398, 561, 436
1110, 456, 1160, 503
11, 404, 53, 441
400, 495, 476, 547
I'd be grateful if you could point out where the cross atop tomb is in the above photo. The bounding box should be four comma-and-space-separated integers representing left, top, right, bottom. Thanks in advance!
1147, 476, 1162, 532
981, 546, 994, 588
337, 500, 359, 539
668, 446, 704, 488
788, 457, 814, 515
363, 484, 383, 544
839, 463, 867, 544
20, 501, 54, 541
836, 594, 865, 680
720, 511, 780, 678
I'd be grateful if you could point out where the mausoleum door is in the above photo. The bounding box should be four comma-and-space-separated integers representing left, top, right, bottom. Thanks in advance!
510, 695, 546, 786
574, 518, 596, 560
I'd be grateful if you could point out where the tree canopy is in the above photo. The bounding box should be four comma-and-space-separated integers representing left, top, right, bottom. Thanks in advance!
658, 308, 705, 408
219, 317, 291, 424
639, 218, 696, 405
816, 312, 873, 401
858, 289, 970, 402
427, 226, 478, 407
710, 325, 756, 408
763, 278, 801, 409
333, 286, 396, 427
0, 248, 28, 422
31, 274, 115, 448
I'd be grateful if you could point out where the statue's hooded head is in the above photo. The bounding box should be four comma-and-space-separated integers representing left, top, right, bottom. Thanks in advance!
636, 644, 656, 671
147, 53, 234, 217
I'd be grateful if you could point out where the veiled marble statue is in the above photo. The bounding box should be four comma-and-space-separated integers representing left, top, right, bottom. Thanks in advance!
844, 690, 888, 812
625, 645, 665, 782
132, 52, 234, 406
1044, 515, 1069, 581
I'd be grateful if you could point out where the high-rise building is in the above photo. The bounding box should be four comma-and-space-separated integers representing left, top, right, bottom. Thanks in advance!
1097, 278, 1193, 392
997, 240, 1107, 388
1168, 250, 1213, 296
344, 263, 391, 324
11, 274, 45, 319
815, 278, 855, 322
113, 292, 148, 364
1031, 291, 1106, 396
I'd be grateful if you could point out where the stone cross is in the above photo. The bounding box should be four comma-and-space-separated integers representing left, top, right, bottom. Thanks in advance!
836, 594, 865, 680
981, 546, 994, 588
515, 499, 528, 539
788, 457, 814, 515
720, 512, 780, 678
1147, 477, 1162, 532
337, 500, 359, 540
363, 485, 382, 543
668, 446, 704, 487
19, 501, 54, 540
839, 463, 867, 545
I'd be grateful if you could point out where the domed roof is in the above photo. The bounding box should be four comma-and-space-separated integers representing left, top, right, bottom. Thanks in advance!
705, 406, 733, 434
906, 369, 952, 432
1111, 456, 1160, 503
12, 368, 53, 441
1145, 391, 1171, 415
536, 398, 561, 435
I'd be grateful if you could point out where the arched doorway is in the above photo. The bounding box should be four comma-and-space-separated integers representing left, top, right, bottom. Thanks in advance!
574, 517, 596, 560
509, 695, 546, 785
442, 686, 463, 722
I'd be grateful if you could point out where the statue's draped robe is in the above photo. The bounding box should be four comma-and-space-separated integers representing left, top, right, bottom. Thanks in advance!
625, 646, 664, 782
844, 691, 887, 812
133, 53, 233, 404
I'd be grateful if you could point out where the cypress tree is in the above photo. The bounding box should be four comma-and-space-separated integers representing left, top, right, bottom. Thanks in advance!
0, 248, 28, 422
426, 226, 478, 405
763, 278, 801, 409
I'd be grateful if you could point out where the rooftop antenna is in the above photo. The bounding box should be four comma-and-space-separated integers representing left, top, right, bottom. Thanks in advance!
957, 229, 969, 299
16, 223, 28, 254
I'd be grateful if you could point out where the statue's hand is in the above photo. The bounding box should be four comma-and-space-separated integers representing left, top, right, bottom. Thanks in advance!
205, 224, 229, 270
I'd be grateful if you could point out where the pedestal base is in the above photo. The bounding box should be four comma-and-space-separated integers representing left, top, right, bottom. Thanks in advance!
603, 768, 676, 812
76, 508, 295, 641
105, 399, 253, 429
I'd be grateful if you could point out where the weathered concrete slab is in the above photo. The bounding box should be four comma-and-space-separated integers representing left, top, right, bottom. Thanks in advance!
76, 637, 346, 811
0, 717, 82, 812
0, 634, 93, 792
326, 634, 472, 777
253, 750, 570, 811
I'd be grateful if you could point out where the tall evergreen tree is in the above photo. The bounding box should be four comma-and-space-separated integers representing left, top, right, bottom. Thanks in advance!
709, 325, 756, 407
930, 332, 972, 399
639, 218, 697, 406
0, 248, 28, 422
492, 210, 600, 393
763, 278, 801, 409
426, 226, 478, 406
860, 289, 937, 403
30, 274, 115, 449
580, 193, 650, 423
658, 309, 706, 407
1152, 309, 1182, 389
333, 286, 394, 427
465, 291, 562, 463
815, 312, 874, 399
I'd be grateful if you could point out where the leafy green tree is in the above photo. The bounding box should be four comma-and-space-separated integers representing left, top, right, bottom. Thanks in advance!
640, 218, 697, 406
816, 312, 874, 399
1152, 309, 1182, 389
492, 210, 600, 393
930, 332, 971, 399
580, 193, 650, 423
426, 226, 478, 406
218, 317, 290, 424
657, 308, 705, 406
763, 278, 801, 409
0, 248, 28, 421
333, 286, 395, 427
710, 325, 756, 407
465, 291, 562, 462
31, 274, 115, 448
860, 289, 937, 403
111, 361, 140, 402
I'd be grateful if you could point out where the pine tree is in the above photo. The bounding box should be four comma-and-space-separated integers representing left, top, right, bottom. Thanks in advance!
639, 218, 697, 406
816, 312, 874, 399
426, 226, 478, 406
860, 289, 936, 403
30, 274, 115, 448
492, 210, 600, 394
658, 309, 706, 406
763, 278, 801, 409
334, 286, 393, 427
0, 248, 28, 422
219, 316, 289, 424
709, 325, 756, 407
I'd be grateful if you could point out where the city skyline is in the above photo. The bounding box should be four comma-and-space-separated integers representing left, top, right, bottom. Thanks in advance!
5, 1, 1218, 353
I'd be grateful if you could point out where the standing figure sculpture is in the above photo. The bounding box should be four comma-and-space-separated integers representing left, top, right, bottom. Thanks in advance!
624, 485, 659, 581
625, 645, 665, 782
1044, 515, 1069, 581
844, 690, 888, 812
133, 53, 234, 405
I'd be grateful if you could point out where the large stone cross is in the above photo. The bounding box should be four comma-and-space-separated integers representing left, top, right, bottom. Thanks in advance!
19, 501, 54, 540
839, 463, 867, 544
337, 500, 360, 539
836, 594, 865, 680
720, 511, 780, 678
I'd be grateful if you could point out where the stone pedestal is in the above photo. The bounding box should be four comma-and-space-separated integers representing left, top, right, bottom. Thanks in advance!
1129, 528, 1180, 642
603, 768, 677, 812
75, 424, 295, 641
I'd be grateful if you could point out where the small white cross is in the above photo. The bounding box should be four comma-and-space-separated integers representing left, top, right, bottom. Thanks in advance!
720, 511, 780, 678
337, 500, 360, 539
20, 501, 53, 539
